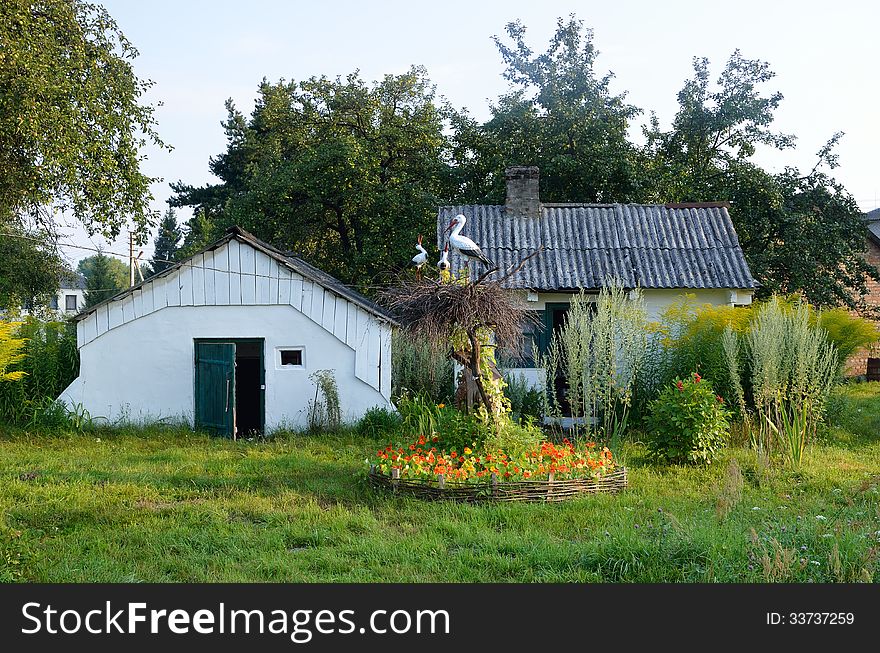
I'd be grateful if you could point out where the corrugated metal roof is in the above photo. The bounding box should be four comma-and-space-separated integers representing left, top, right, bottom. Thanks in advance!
865, 209, 880, 246
437, 204, 758, 290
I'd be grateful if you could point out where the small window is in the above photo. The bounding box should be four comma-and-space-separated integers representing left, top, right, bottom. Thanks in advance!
49, 296, 59, 310
280, 349, 303, 367
65, 294, 77, 311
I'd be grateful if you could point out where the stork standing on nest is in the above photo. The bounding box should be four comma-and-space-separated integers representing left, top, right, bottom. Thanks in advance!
411, 234, 428, 280
444, 214, 495, 271
437, 241, 450, 281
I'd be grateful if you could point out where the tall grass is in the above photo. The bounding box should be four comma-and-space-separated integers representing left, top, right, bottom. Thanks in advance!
538, 282, 648, 448
0, 317, 79, 424
742, 298, 838, 463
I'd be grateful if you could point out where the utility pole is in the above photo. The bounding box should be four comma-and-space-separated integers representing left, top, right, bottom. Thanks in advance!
129, 231, 135, 287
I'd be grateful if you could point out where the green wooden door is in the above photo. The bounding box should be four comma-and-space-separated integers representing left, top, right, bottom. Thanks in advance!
194, 342, 235, 437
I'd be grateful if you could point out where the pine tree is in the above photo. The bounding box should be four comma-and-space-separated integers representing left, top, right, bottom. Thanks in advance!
147, 208, 182, 276
83, 252, 125, 308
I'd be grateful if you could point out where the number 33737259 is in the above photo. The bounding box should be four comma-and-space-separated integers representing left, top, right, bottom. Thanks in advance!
767, 612, 854, 625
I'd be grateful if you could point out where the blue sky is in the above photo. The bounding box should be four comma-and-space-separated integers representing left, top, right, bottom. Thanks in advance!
63, 0, 879, 262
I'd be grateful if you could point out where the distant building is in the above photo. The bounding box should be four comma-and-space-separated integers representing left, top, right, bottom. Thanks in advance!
847, 209, 880, 379
48, 273, 87, 316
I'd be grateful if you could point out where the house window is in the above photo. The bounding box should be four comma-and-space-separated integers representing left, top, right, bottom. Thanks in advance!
49, 295, 59, 310
278, 348, 304, 368
65, 294, 77, 311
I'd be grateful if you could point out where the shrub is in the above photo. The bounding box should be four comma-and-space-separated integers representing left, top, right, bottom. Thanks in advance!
743, 298, 837, 460
817, 308, 879, 372
0, 320, 27, 382
396, 392, 443, 439
646, 373, 730, 465
0, 317, 79, 424
538, 281, 648, 446
391, 332, 454, 403
356, 406, 402, 438
504, 373, 543, 423
482, 417, 544, 457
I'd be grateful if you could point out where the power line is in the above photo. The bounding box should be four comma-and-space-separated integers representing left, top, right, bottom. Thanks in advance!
0, 230, 401, 291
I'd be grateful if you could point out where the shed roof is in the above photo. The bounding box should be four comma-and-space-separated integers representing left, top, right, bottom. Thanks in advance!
74, 226, 396, 324
437, 203, 758, 291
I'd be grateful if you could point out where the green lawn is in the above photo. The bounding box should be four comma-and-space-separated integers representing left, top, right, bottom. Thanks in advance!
1, 384, 879, 583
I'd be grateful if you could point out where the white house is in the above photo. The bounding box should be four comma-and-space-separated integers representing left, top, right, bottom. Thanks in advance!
437, 166, 758, 389
48, 273, 87, 317
60, 226, 395, 435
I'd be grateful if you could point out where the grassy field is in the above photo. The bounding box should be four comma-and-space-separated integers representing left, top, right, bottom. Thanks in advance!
1, 383, 878, 583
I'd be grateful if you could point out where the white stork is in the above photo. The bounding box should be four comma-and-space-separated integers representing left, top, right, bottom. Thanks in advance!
411, 234, 428, 279
444, 214, 494, 268
437, 241, 450, 271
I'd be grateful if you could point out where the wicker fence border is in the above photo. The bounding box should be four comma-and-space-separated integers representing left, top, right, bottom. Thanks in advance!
368, 466, 627, 503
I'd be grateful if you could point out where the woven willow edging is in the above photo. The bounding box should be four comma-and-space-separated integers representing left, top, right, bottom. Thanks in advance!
368, 466, 627, 503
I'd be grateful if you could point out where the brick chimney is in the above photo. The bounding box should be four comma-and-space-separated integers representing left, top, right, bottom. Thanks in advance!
504, 166, 541, 219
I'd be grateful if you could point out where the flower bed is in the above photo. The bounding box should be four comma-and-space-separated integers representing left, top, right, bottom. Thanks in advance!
368, 465, 627, 502
367, 437, 627, 503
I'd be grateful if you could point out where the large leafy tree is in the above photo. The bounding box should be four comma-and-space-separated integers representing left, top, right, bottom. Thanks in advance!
644, 52, 878, 309
450, 16, 644, 204
172, 67, 450, 288
0, 223, 67, 314
0, 0, 165, 238
78, 253, 128, 307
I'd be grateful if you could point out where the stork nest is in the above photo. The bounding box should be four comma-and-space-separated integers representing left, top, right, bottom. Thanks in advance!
380, 278, 535, 349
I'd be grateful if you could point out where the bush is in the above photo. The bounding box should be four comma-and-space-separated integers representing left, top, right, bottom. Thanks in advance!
646, 373, 730, 465
504, 373, 543, 423
391, 332, 454, 403
356, 406, 402, 438
0, 317, 78, 424
817, 308, 879, 371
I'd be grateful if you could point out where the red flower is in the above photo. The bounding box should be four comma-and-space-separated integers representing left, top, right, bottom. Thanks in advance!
716, 395, 724, 404
676, 381, 684, 391
694, 373, 701, 383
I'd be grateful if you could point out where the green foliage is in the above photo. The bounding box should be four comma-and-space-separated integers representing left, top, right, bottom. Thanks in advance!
817, 308, 880, 369
451, 16, 643, 204
306, 370, 341, 432
395, 393, 443, 440
0, 317, 78, 424
649, 296, 753, 412
27, 398, 98, 433
175, 209, 213, 262
171, 68, 450, 289
539, 282, 648, 447
646, 373, 730, 465
0, 382, 878, 582
644, 51, 878, 310
0, 0, 166, 237
355, 406, 402, 439
503, 373, 543, 423
146, 208, 182, 276
391, 332, 454, 403
482, 418, 544, 458
79, 252, 127, 307
0, 320, 27, 381
743, 298, 838, 460
0, 224, 67, 315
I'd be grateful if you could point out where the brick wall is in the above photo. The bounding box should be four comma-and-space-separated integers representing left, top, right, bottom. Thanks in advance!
845, 237, 880, 377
